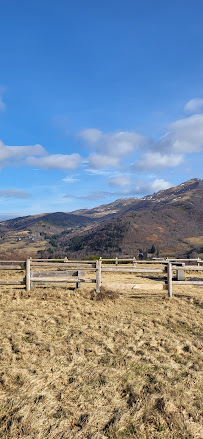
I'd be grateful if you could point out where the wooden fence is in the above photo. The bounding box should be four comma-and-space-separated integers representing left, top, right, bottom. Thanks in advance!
100, 257, 203, 266
0, 257, 202, 297
0, 260, 25, 286
28, 259, 101, 293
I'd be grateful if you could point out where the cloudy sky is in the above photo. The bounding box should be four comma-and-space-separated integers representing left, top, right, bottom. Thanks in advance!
0, 0, 203, 219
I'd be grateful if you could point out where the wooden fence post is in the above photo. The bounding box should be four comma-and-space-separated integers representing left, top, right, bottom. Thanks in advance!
133, 257, 136, 268
96, 260, 101, 293
167, 262, 172, 298
26, 258, 31, 292
115, 257, 118, 267
76, 270, 81, 289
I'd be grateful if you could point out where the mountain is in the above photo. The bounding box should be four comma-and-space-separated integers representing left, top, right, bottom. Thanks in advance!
0, 199, 138, 258
71, 197, 139, 218
0, 179, 202, 259
58, 178, 203, 259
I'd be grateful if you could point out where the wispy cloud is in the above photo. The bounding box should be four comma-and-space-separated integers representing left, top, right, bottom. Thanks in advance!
82, 108, 203, 172
1, 99, 202, 183
0, 190, 31, 198
0, 139, 83, 171
159, 114, 203, 153
64, 191, 111, 200
130, 112, 203, 171
132, 152, 183, 170
26, 153, 82, 170
64, 178, 172, 201
80, 128, 103, 143
80, 128, 150, 170
0, 140, 46, 167
62, 175, 80, 183
109, 175, 131, 187
184, 98, 203, 114
81, 129, 149, 157
88, 153, 120, 169
133, 179, 171, 194
85, 168, 112, 176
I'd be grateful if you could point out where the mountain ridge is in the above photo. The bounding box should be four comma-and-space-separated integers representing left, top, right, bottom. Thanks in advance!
0, 178, 202, 259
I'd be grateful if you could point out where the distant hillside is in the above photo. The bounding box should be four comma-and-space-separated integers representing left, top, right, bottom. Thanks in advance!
59, 179, 203, 259
0, 212, 96, 231
0, 198, 138, 258
72, 197, 139, 218
0, 179, 202, 259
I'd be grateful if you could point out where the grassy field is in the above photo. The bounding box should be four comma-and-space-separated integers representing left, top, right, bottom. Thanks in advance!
0, 269, 202, 438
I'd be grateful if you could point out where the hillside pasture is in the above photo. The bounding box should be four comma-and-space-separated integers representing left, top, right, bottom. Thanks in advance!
0, 268, 202, 438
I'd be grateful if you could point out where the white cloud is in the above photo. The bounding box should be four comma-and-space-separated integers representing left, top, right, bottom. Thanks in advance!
64, 179, 172, 201
80, 128, 103, 143
109, 175, 131, 187
26, 153, 82, 170
81, 128, 149, 157
0, 190, 31, 198
102, 132, 148, 156
124, 179, 172, 195
88, 153, 120, 169
133, 111, 203, 170
158, 114, 203, 153
62, 175, 79, 183
0, 140, 46, 166
135, 151, 183, 170
84, 109, 203, 173
184, 98, 203, 114
146, 178, 171, 192
0, 140, 81, 171
85, 168, 111, 176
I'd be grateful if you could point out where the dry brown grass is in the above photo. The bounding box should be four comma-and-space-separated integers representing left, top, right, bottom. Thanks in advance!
0, 269, 202, 438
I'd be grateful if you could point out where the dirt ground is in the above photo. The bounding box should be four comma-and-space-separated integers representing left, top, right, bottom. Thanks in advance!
0, 266, 202, 438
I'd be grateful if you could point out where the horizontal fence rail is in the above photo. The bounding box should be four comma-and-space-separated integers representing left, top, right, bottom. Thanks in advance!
0, 257, 202, 297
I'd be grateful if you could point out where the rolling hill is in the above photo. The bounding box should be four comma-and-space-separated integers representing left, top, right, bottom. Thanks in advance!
0, 178, 202, 259
0, 198, 138, 258
57, 178, 203, 259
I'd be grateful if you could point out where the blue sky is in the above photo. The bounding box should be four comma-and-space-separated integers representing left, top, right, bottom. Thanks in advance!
0, 0, 203, 219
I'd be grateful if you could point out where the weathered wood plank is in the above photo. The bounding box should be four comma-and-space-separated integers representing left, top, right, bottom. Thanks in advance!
102, 268, 165, 273
26, 259, 31, 292
31, 270, 85, 277
96, 260, 102, 293
32, 278, 96, 284
167, 263, 173, 298
172, 266, 203, 271
176, 269, 185, 281
79, 279, 96, 283
0, 260, 26, 264
0, 281, 25, 285
102, 259, 168, 264
0, 265, 22, 270
31, 259, 94, 263
172, 281, 203, 285
31, 262, 96, 268
30, 277, 80, 282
